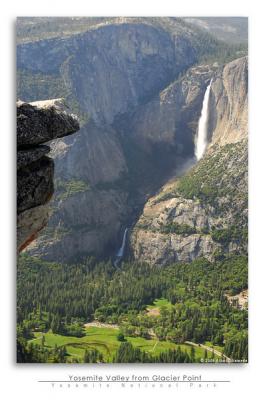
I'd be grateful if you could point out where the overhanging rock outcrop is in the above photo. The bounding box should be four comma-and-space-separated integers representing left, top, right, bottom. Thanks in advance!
17, 98, 80, 252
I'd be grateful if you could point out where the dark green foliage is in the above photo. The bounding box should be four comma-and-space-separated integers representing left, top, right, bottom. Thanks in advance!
51, 314, 61, 333
177, 142, 247, 204
113, 342, 145, 363
117, 333, 126, 342
16, 332, 68, 363
224, 331, 248, 360
175, 142, 248, 250
53, 345, 68, 363
192, 31, 247, 64
60, 322, 85, 338
84, 349, 104, 363
17, 253, 248, 362
94, 305, 119, 322
160, 223, 197, 235
190, 346, 196, 362
211, 226, 248, 245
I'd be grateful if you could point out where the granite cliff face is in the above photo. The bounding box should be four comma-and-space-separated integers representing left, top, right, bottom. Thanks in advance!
119, 64, 217, 155
17, 22, 199, 126
17, 19, 214, 261
208, 56, 248, 146
17, 19, 247, 263
30, 64, 217, 262
130, 57, 248, 266
17, 99, 79, 252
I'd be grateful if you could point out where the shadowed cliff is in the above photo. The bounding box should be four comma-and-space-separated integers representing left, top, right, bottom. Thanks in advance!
17, 99, 80, 251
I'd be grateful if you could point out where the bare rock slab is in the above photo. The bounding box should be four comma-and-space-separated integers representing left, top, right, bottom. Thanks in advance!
17, 98, 80, 147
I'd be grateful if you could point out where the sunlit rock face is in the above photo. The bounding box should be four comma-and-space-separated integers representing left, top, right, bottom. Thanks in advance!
17, 22, 197, 126
130, 57, 248, 266
17, 99, 79, 252
208, 56, 248, 147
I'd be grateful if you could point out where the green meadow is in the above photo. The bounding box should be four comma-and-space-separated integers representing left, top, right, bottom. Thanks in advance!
29, 326, 205, 362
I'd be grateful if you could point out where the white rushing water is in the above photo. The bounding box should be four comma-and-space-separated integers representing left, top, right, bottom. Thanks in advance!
116, 228, 128, 258
195, 79, 212, 160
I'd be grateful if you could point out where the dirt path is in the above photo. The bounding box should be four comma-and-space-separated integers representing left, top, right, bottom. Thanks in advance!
185, 341, 232, 362
84, 321, 119, 330
152, 341, 159, 352
146, 307, 160, 317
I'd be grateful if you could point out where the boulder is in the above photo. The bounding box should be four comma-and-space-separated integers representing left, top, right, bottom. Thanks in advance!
17, 98, 80, 147
17, 99, 79, 251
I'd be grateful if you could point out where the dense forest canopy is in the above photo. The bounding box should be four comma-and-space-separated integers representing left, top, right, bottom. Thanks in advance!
17, 254, 248, 362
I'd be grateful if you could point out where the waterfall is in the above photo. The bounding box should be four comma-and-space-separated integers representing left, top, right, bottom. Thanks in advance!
116, 228, 128, 258
195, 79, 212, 161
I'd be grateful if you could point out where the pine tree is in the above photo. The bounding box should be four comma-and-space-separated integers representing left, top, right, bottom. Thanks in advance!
190, 346, 196, 362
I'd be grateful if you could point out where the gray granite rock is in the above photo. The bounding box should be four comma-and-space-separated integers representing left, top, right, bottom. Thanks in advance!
17, 99, 79, 252
17, 155, 54, 214
17, 203, 50, 252
17, 98, 80, 147
130, 57, 248, 266
17, 145, 50, 170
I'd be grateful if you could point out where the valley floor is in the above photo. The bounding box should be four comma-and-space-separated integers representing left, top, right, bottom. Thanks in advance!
28, 326, 222, 363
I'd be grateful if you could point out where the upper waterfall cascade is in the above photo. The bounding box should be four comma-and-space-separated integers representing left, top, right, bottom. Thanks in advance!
116, 228, 128, 258
195, 79, 212, 160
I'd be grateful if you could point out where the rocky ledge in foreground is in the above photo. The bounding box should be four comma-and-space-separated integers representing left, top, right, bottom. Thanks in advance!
17, 98, 80, 252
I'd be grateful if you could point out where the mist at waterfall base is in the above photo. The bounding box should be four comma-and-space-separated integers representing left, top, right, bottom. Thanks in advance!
195, 80, 212, 161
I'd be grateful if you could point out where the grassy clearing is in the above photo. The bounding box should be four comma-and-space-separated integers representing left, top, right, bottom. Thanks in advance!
28, 326, 205, 362
147, 298, 173, 309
